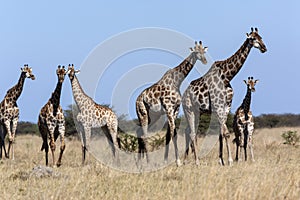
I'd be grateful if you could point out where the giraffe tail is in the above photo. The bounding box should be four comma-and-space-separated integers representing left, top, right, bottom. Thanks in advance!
41, 141, 47, 151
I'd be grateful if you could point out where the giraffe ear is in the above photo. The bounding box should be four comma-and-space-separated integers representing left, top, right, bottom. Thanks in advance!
246, 33, 251, 38
189, 47, 194, 52
75, 70, 80, 74
254, 79, 259, 84
243, 80, 247, 85
204, 47, 208, 53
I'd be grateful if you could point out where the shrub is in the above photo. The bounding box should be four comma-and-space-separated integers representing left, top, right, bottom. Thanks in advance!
281, 130, 300, 146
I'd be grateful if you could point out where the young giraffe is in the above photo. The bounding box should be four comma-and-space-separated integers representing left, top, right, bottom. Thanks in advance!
0, 64, 35, 160
67, 64, 119, 165
136, 41, 208, 166
38, 65, 68, 167
182, 28, 267, 166
233, 77, 258, 162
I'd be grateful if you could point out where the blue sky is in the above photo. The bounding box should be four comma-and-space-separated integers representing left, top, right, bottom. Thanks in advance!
1, 1, 299, 122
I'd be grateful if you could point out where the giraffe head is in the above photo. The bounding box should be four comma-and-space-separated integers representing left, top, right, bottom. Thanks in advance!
21, 64, 35, 80
56, 65, 68, 83
67, 64, 80, 80
244, 77, 259, 92
190, 41, 208, 64
246, 27, 267, 53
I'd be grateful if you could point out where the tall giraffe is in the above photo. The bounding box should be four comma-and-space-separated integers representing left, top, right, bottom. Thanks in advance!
182, 28, 267, 165
233, 77, 258, 162
67, 64, 119, 165
136, 41, 208, 166
38, 65, 68, 167
0, 64, 35, 159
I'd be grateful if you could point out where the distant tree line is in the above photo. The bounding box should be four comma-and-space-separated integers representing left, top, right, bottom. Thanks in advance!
16, 105, 300, 136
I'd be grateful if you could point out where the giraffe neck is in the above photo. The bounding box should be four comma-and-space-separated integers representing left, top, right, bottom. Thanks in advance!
4, 72, 26, 104
216, 38, 253, 82
241, 87, 252, 120
70, 75, 92, 110
50, 81, 63, 116
168, 52, 197, 87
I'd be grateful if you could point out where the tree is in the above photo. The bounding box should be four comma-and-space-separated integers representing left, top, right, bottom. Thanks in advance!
16, 121, 38, 135
64, 104, 78, 137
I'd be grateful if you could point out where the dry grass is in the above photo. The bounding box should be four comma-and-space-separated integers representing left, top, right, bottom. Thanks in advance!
1, 127, 300, 200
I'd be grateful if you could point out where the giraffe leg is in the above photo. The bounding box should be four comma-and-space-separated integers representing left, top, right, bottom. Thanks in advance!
49, 132, 56, 167
247, 120, 255, 162
82, 145, 86, 165
164, 125, 171, 163
173, 128, 181, 166
81, 126, 91, 165
39, 121, 49, 166
136, 100, 149, 163
235, 122, 244, 162
173, 106, 181, 166
79, 123, 86, 165
184, 126, 191, 164
192, 110, 200, 166
111, 122, 120, 166
0, 125, 8, 159
215, 105, 233, 165
235, 138, 239, 162
243, 128, 248, 161
45, 143, 49, 166
77, 114, 88, 165
184, 107, 200, 165
218, 133, 224, 166
219, 125, 233, 166
0, 136, 2, 159
5, 119, 14, 159
164, 109, 181, 166
10, 117, 19, 160
223, 124, 233, 165
223, 87, 234, 165
102, 124, 120, 166
56, 123, 65, 167
240, 124, 245, 148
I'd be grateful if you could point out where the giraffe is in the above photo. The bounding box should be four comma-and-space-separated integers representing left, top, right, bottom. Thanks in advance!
135, 41, 208, 166
67, 64, 119, 165
0, 64, 35, 160
38, 65, 68, 167
233, 77, 258, 162
182, 28, 267, 166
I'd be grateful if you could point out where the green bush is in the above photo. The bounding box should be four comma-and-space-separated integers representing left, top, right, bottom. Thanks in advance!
281, 130, 300, 146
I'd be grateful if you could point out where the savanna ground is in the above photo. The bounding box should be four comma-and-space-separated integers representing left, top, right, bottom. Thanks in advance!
0, 127, 299, 200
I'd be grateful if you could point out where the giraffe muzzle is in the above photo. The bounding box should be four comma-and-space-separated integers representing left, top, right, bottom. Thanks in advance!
260, 46, 267, 53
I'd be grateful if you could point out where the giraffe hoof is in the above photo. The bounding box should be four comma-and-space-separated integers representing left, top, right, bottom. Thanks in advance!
218, 159, 225, 166
176, 159, 182, 167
